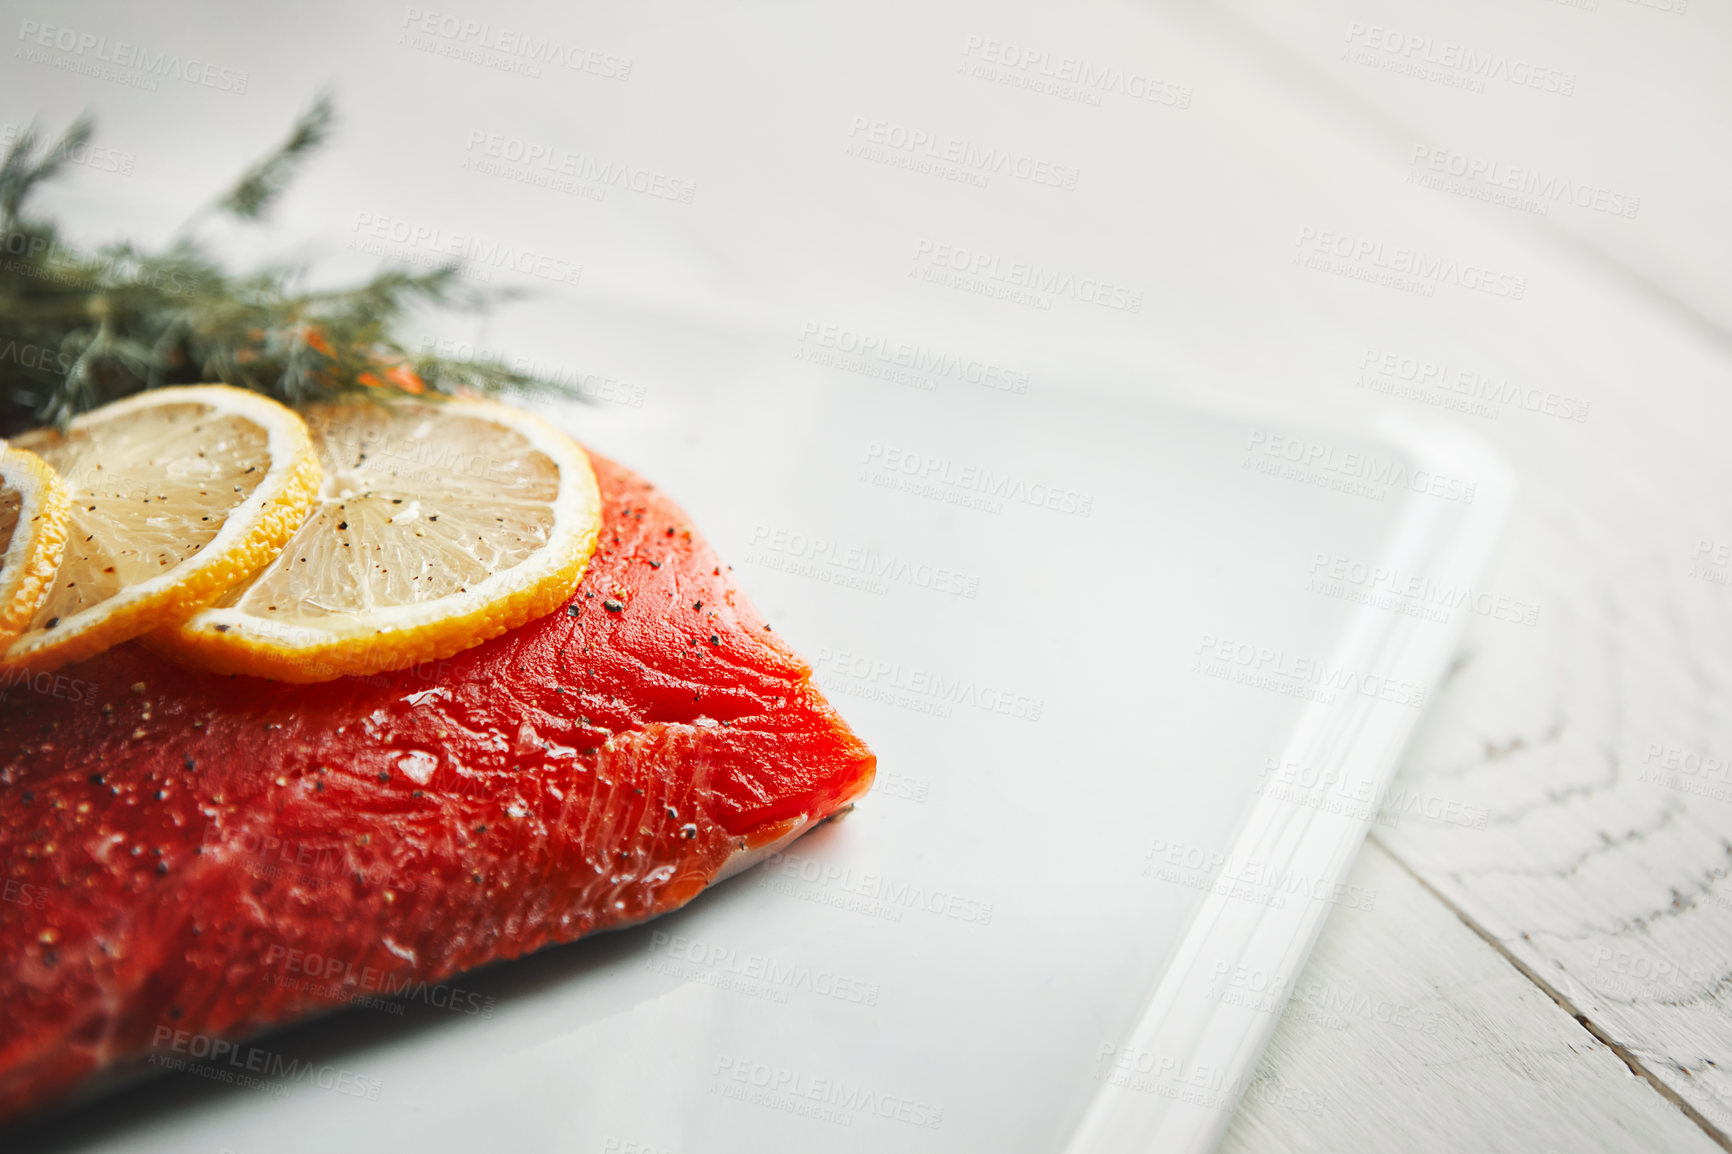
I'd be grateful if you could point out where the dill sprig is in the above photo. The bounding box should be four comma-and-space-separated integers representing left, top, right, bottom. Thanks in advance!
0, 94, 575, 434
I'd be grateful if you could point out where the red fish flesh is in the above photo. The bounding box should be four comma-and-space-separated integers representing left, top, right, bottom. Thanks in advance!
0, 450, 876, 1120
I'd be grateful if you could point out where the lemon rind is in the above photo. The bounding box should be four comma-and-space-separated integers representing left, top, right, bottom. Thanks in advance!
1, 385, 321, 672
152, 399, 602, 684
0, 446, 72, 645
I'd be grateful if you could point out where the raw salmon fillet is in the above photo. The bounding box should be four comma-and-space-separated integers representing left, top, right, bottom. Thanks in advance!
0, 451, 875, 1121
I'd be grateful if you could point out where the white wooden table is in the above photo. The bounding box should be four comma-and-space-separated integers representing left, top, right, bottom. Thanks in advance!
5, 0, 1730, 1148
1196, 3, 1732, 1149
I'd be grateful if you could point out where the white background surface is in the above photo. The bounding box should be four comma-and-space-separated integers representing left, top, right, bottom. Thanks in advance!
2, 355, 1506, 1153
4, 0, 1732, 1151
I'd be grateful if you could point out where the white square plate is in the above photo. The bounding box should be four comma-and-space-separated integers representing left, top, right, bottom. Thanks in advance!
16, 308, 1511, 1154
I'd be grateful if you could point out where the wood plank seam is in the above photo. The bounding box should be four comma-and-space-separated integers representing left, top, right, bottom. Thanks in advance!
1370, 832, 1732, 1153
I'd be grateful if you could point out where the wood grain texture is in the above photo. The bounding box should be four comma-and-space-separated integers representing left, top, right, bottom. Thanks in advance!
1371, 487, 1732, 1135
1222, 842, 1724, 1154
6, 0, 1729, 1148
1180, 0, 1732, 1145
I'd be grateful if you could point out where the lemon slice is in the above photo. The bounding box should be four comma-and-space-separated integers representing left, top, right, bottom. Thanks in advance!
0, 445, 72, 648
154, 396, 602, 683
3, 386, 321, 672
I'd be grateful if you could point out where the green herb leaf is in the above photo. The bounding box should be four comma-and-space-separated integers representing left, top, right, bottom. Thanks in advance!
214, 91, 333, 221
0, 98, 583, 435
